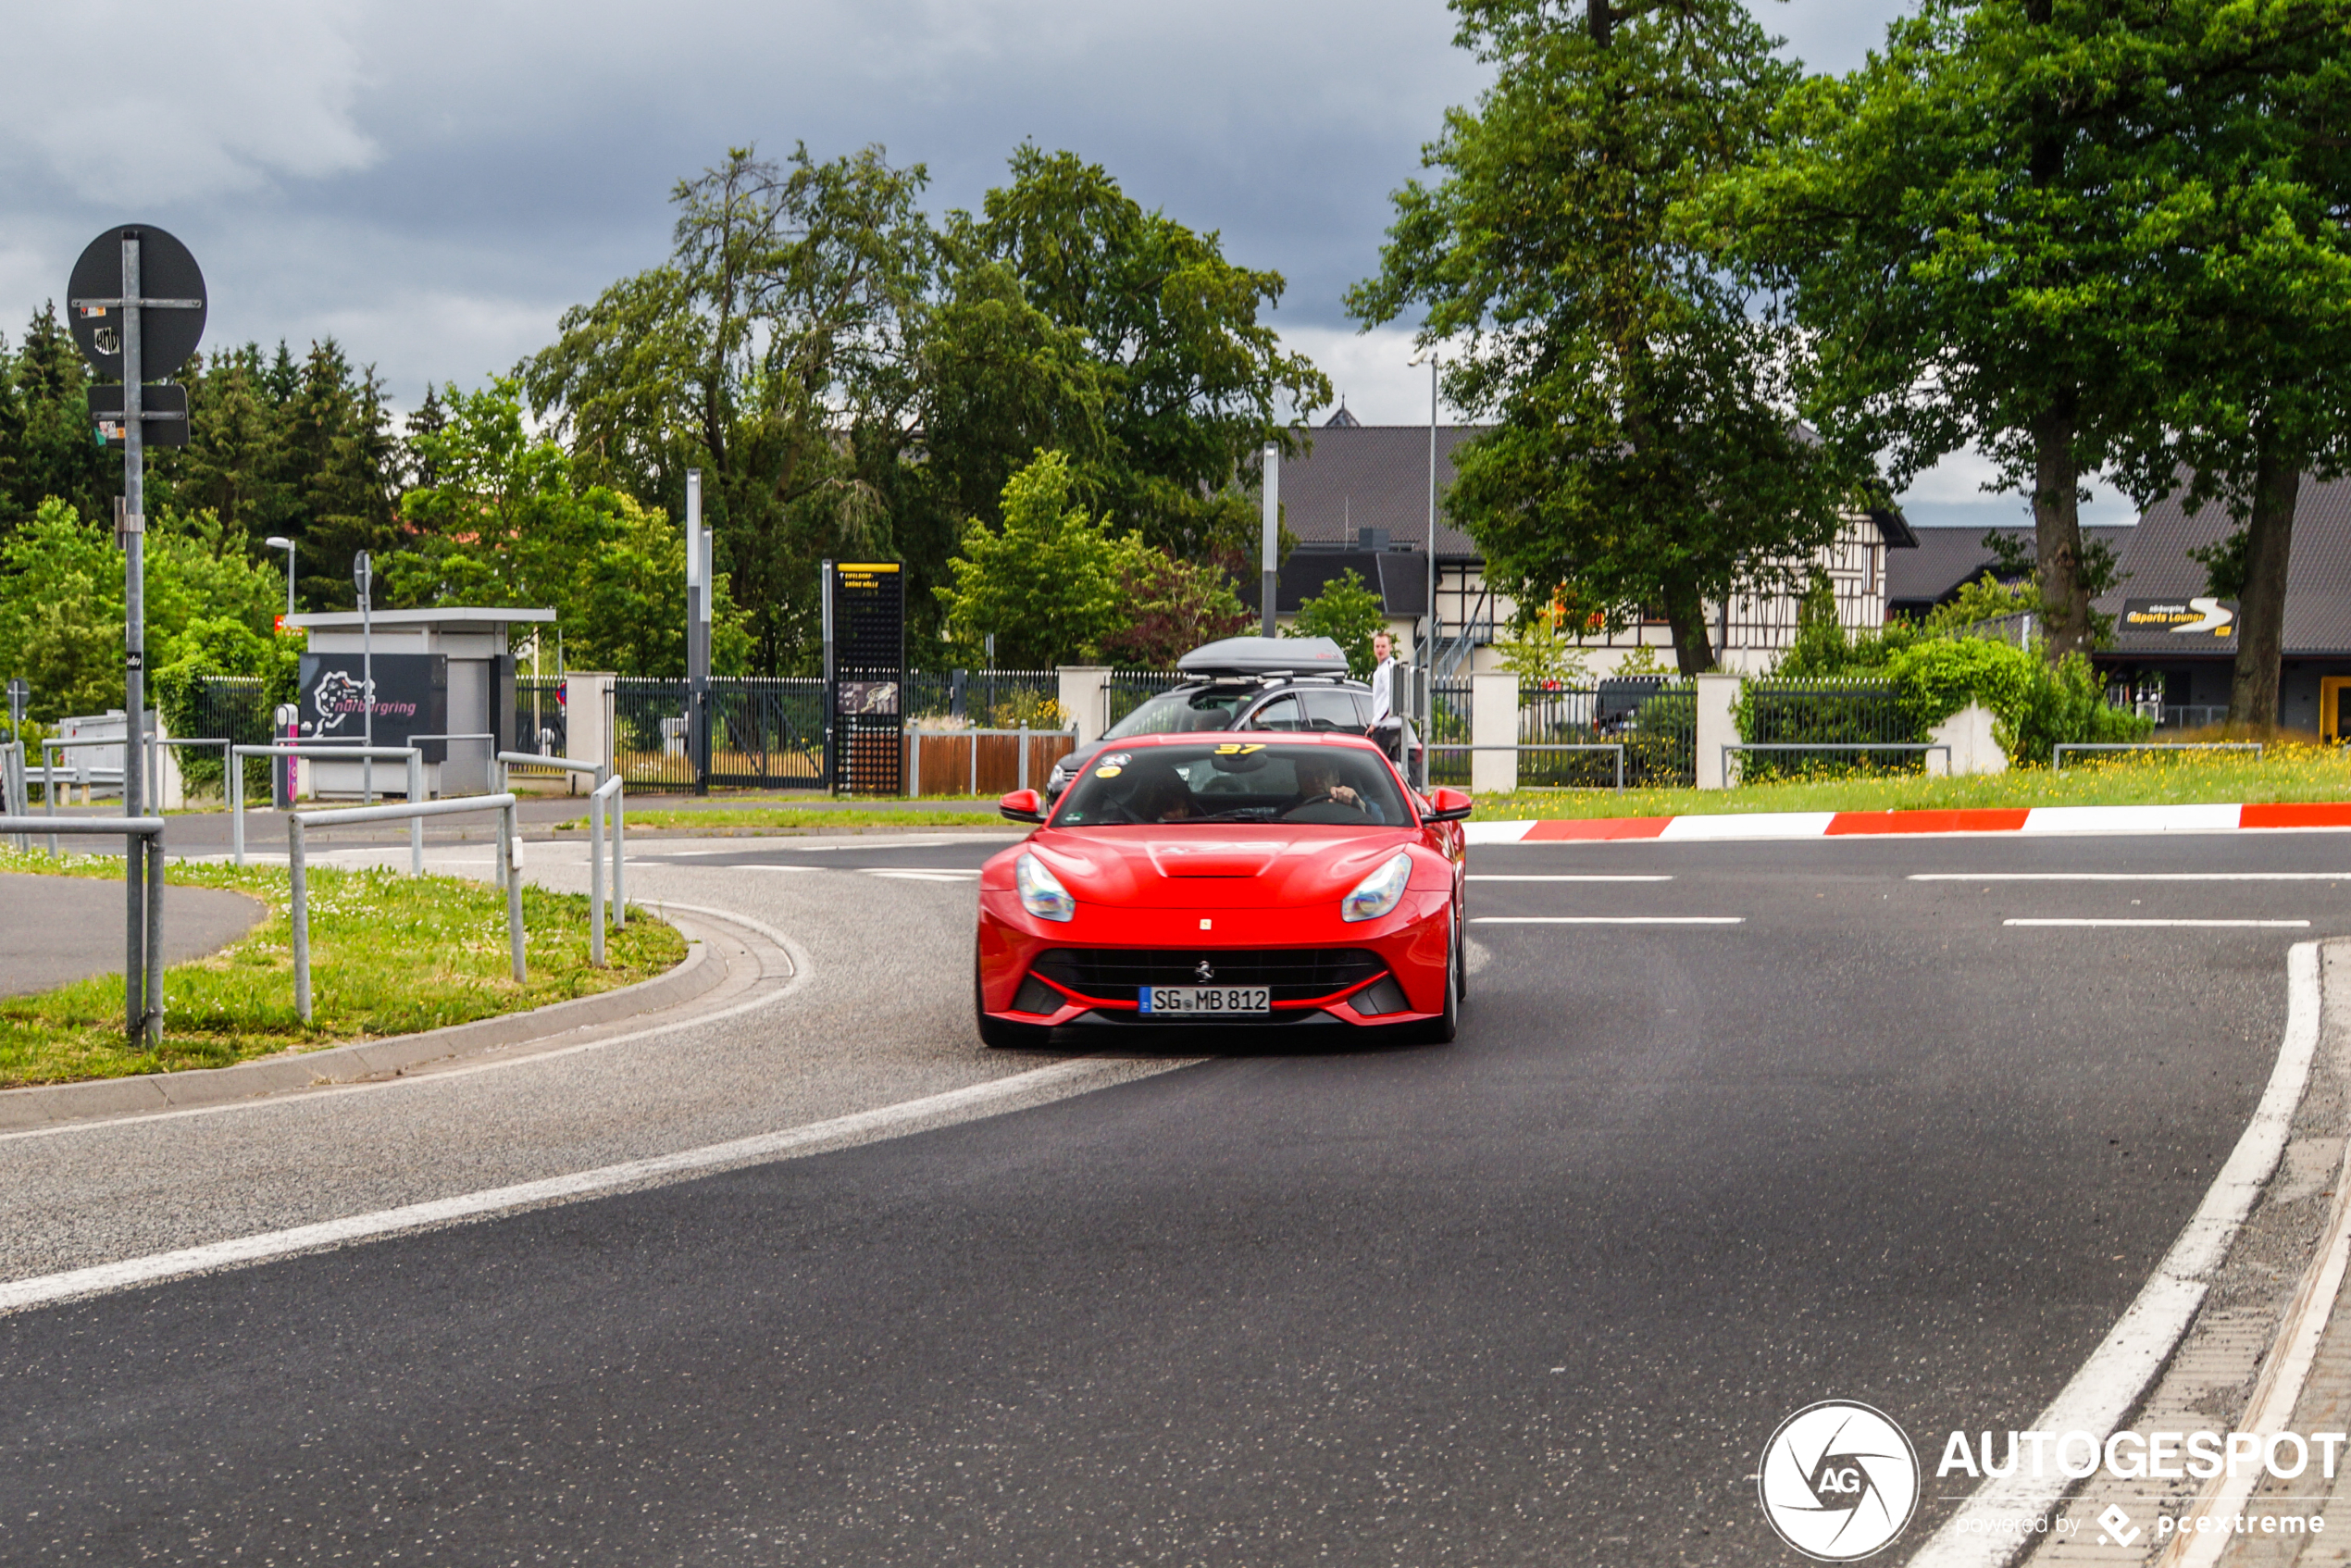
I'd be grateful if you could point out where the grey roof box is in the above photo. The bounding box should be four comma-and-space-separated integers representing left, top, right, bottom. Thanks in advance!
1176, 635, 1351, 678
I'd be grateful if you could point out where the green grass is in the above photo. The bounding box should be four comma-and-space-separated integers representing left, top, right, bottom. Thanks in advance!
575, 807, 1006, 831
0, 847, 685, 1088
1470, 742, 2351, 821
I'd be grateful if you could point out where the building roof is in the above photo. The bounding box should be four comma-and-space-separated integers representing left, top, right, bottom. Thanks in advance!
2096, 473, 2351, 657
1889, 525, 2133, 614
1237, 547, 1431, 618
1269, 423, 1916, 567
288, 607, 558, 630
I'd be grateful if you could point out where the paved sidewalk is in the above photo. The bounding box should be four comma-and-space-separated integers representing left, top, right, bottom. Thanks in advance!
0, 872, 264, 999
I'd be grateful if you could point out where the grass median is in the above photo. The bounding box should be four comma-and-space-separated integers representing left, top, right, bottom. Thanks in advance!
0, 846, 685, 1089
1470, 741, 2351, 821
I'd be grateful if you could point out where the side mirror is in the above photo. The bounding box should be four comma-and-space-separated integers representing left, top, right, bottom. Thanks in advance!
999, 788, 1046, 824
1424, 787, 1473, 823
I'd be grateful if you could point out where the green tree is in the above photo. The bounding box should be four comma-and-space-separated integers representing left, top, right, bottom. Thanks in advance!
927, 145, 1331, 563
0, 305, 115, 532
936, 450, 1133, 667
1701, 0, 2315, 664
1287, 568, 1388, 678
1350, 0, 1857, 677
528, 143, 937, 673
2103, 1, 2351, 728
1096, 546, 1252, 667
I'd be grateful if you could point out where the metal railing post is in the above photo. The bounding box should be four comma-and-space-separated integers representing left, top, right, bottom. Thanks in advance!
144, 834, 166, 1046
230, 738, 244, 865
613, 780, 626, 930
1019, 724, 1030, 790
504, 800, 526, 983
43, 743, 56, 855
289, 815, 312, 1024
590, 782, 607, 966
407, 752, 424, 875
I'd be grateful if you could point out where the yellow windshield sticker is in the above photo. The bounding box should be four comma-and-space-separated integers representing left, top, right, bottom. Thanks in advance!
1213, 743, 1265, 755
1095, 765, 1123, 778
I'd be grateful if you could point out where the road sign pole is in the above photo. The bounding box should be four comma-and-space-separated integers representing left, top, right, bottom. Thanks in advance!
685, 470, 708, 796
356, 551, 374, 806
1261, 442, 1279, 639
120, 230, 152, 1046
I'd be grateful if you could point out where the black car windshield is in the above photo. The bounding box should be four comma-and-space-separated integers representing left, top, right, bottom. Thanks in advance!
1053, 742, 1413, 827
1102, 686, 1250, 739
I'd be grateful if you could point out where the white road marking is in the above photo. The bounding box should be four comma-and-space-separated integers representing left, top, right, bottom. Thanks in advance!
1912, 872, 2351, 881
1908, 942, 2322, 1568
1465, 874, 1673, 882
2003, 918, 2311, 928
0, 901, 812, 1147
865, 870, 983, 882
1472, 915, 1743, 926
0, 1054, 1188, 1316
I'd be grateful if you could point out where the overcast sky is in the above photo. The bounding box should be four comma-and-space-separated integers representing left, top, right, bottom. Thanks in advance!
0, 0, 2132, 530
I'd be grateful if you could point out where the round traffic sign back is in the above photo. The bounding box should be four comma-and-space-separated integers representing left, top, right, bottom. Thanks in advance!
68, 225, 207, 381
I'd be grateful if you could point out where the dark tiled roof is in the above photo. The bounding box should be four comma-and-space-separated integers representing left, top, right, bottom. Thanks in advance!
2096, 473, 2351, 656
1270, 424, 1913, 566
1237, 548, 1431, 618
1892, 524, 2132, 612
1269, 425, 1484, 559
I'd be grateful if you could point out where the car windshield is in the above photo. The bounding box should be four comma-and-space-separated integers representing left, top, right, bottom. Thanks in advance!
1053, 742, 1413, 827
1103, 686, 1250, 739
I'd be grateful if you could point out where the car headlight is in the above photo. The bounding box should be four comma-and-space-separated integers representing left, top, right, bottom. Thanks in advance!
1341, 851, 1413, 923
1015, 852, 1076, 922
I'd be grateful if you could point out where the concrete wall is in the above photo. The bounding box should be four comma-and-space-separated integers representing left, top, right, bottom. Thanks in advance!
1694, 674, 1741, 790
1059, 667, 1111, 746
1470, 671, 1518, 793
566, 672, 616, 772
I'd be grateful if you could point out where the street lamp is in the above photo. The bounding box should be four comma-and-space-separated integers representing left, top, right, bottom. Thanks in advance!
264, 536, 296, 621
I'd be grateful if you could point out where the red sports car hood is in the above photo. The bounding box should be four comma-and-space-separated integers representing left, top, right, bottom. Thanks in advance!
1026, 828, 1420, 909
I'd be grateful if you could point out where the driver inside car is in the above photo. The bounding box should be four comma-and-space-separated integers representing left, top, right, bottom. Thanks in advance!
1128, 769, 1200, 822
1288, 755, 1368, 817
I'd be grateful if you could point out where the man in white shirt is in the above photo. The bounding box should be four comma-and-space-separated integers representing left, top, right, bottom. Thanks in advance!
1368, 630, 1398, 723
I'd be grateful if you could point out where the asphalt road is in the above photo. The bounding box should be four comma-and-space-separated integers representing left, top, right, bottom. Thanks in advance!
4, 829, 2345, 1564
0, 872, 264, 997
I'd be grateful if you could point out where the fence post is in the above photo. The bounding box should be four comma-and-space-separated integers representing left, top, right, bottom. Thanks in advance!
504, 800, 526, 983
613, 782, 626, 930
290, 815, 312, 1024
1058, 666, 1113, 747
143, 833, 166, 1047
1469, 672, 1518, 794
590, 785, 606, 967
1694, 674, 1742, 790
970, 728, 979, 796
1018, 725, 1030, 790
406, 752, 424, 875
44, 746, 56, 856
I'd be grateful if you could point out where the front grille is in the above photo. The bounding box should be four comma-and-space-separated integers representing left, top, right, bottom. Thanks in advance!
1028, 948, 1385, 1004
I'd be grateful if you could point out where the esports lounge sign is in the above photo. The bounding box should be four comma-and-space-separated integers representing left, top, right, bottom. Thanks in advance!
296, 653, 451, 759
2121, 597, 2237, 644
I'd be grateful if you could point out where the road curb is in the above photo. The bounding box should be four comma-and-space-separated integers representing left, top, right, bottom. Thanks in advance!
1468, 802, 2351, 845
0, 918, 723, 1133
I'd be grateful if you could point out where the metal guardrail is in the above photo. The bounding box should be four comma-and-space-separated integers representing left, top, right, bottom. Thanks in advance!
0, 813, 168, 1042
230, 744, 426, 870
287, 793, 524, 1023
588, 773, 625, 966
1723, 742, 1950, 785
1, 741, 25, 848
497, 753, 616, 914
1426, 742, 1626, 792
2053, 741, 2265, 773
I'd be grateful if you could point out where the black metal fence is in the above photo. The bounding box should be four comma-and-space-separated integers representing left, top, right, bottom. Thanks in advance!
512, 678, 566, 757
1736, 678, 1919, 778
190, 677, 279, 794
1104, 668, 1187, 732
905, 668, 1064, 729
610, 677, 830, 791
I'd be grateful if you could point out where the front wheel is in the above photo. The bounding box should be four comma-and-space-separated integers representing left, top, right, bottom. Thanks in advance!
1423, 915, 1461, 1045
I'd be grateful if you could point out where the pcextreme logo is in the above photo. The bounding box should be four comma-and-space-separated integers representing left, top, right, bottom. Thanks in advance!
1758, 1400, 1921, 1562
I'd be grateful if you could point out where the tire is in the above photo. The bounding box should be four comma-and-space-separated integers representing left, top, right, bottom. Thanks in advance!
1424, 915, 1461, 1045
1453, 898, 1470, 1003
975, 956, 1051, 1050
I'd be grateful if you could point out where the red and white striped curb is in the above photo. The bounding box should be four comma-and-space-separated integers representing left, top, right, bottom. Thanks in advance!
1463, 802, 2351, 845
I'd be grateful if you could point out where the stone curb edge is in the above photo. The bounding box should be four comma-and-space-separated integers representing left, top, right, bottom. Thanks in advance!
0, 916, 723, 1133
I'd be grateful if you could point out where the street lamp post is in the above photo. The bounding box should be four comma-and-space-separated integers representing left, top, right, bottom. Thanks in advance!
264, 536, 296, 621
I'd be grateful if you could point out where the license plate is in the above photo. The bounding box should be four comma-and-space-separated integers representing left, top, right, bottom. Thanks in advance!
1139, 986, 1270, 1015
